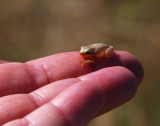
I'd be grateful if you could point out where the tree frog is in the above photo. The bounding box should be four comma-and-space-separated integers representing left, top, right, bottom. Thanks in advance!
80, 43, 113, 64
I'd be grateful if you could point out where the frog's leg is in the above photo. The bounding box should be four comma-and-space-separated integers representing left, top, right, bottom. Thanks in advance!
104, 46, 113, 58
81, 57, 95, 66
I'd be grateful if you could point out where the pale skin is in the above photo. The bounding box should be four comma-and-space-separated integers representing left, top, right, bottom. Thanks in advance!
0, 51, 143, 126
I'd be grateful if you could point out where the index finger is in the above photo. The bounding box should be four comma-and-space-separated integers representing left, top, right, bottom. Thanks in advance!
0, 51, 143, 96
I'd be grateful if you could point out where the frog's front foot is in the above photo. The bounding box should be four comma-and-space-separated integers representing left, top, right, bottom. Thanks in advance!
84, 59, 95, 64
81, 59, 95, 66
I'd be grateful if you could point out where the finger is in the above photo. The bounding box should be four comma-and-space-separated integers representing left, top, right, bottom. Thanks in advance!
0, 60, 9, 64
3, 66, 138, 126
49, 67, 138, 125
0, 51, 143, 96
0, 94, 38, 125
0, 78, 79, 125
26, 51, 143, 83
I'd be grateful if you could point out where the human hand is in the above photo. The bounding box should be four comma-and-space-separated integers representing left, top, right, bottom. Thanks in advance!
0, 51, 143, 126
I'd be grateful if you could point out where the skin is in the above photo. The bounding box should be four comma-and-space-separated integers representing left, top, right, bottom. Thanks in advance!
0, 51, 144, 126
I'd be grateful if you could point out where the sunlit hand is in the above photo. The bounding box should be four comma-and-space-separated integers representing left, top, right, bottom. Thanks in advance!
0, 51, 143, 126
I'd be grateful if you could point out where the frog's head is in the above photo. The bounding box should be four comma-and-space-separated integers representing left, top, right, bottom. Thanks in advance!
80, 46, 94, 56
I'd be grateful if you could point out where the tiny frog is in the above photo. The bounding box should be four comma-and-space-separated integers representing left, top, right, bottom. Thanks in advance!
80, 43, 113, 64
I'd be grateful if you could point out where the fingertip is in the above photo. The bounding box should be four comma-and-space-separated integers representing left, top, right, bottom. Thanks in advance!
83, 50, 144, 84
88, 66, 138, 115
80, 66, 138, 98
115, 51, 144, 84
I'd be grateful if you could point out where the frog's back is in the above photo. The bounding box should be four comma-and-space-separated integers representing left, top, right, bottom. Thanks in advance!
90, 43, 109, 54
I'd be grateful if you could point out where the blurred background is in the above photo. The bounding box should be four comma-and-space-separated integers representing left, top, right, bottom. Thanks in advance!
0, 0, 159, 126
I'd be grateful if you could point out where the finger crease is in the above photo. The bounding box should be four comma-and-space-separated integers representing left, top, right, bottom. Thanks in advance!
25, 63, 49, 88
48, 102, 70, 126
21, 118, 31, 126
41, 62, 49, 85
24, 64, 39, 89
29, 93, 45, 107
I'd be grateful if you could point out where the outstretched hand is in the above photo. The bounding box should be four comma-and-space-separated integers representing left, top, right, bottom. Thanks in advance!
0, 51, 143, 126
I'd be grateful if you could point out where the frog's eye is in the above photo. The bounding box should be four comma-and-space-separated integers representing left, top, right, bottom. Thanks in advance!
85, 51, 92, 55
